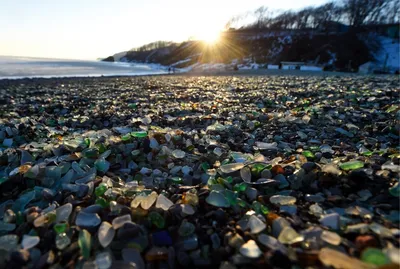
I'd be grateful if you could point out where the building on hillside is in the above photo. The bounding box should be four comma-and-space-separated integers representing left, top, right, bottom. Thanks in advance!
267, 64, 279, 70
280, 61, 305, 70
300, 66, 323, 71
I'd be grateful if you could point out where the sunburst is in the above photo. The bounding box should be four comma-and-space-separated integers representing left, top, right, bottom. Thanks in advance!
195, 29, 221, 45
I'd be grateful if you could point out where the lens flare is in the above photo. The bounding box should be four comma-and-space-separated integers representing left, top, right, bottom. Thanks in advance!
195, 29, 221, 44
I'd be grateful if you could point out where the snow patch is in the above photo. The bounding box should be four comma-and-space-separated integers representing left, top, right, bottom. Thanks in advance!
375, 36, 399, 70
300, 66, 323, 71
171, 58, 192, 67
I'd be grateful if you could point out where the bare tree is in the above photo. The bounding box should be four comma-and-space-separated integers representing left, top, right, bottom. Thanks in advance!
232, 0, 397, 32
295, 7, 314, 29
342, 0, 387, 26
270, 11, 297, 29
225, 16, 240, 30
225, 12, 252, 30
386, 0, 400, 23
254, 6, 268, 29
311, 2, 343, 28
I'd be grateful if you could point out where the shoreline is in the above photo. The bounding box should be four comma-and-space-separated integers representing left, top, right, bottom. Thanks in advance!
0, 68, 389, 82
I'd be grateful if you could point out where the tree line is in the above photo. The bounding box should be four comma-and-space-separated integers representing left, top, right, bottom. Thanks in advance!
226, 0, 399, 31
128, 0, 398, 53
130, 41, 175, 52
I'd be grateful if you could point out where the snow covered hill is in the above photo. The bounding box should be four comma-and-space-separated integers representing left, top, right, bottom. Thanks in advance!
104, 29, 399, 73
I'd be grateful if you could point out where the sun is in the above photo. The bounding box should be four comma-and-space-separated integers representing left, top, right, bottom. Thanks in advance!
195, 29, 221, 45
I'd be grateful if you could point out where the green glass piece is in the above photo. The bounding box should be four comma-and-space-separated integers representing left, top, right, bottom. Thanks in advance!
252, 201, 262, 214
233, 182, 247, 192
236, 198, 247, 208
78, 229, 92, 259
237, 182, 247, 192
0, 177, 8, 186
225, 176, 233, 184
251, 163, 268, 175
389, 182, 400, 197
16, 211, 24, 225
233, 184, 240, 192
261, 205, 270, 215
84, 138, 91, 147
82, 148, 99, 159
131, 150, 140, 156
225, 190, 238, 206
186, 145, 195, 151
339, 160, 364, 171
95, 183, 108, 197
361, 248, 389, 266
302, 151, 315, 158
128, 103, 137, 109
216, 177, 225, 185
171, 177, 182, 184
201, 162, 210, 172
54, 223, 68, 234
131, 131, 147, 138
362, 151, 373, 156
173, 135, 181, 141
96, 197, 109, 208
178, 221, 195, 237
148, 212, 165, 228
47, 212, 57, 224
385, 105, 398, 113
97, 143, 107, 154
94, 158, 110, 172
121, 134, 131, 141
157, 154, 168, 160
46, 119, 57, 127
207, 178, 217, 186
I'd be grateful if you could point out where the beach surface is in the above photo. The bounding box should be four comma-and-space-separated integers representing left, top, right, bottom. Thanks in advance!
0, 74, 399, 268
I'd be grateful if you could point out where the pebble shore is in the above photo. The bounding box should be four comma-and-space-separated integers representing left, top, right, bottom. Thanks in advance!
0, 75, 399, 269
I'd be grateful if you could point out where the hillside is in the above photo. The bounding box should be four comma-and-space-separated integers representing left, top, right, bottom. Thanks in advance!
103, 25, 399, 72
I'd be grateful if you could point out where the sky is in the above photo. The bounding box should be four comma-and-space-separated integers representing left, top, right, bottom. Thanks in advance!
0, 0, 329, 60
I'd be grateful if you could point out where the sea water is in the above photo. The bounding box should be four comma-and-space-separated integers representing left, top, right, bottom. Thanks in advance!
0, 56, 166, 79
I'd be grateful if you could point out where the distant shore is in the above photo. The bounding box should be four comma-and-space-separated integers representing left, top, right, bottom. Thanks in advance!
175, 68, 363, 77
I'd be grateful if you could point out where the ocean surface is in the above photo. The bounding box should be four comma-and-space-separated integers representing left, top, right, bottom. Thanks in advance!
0, 56, 166, 79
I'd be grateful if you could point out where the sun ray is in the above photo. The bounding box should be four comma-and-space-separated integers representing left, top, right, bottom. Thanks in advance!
195, 29, 221, 45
